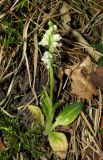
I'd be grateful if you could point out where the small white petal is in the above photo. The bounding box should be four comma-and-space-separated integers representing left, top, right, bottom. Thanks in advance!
46, 29, 52, 36
53, 25, 57, 31
39, 41, 42, 45
53, 34, 62, 41
39, 35, 48, 46
55, 34, 62, 41
52, 42, 58, 48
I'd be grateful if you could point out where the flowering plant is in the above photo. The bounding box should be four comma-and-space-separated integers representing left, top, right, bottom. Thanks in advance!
39, 21, 62, 102
28, 21, 83, 159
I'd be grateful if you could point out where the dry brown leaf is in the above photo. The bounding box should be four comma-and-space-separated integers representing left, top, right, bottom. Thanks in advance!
0, 137, 7, 152
65, 56, 98, 100
90, 67, 103, 90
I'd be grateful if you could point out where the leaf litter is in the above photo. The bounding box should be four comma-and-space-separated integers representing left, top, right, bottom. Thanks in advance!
64, 56, 98, 100
0, 0, 103, 159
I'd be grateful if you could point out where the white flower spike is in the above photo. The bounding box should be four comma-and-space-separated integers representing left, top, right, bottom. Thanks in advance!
41, 51, 53, 69
39, 21, 62, 53
40, 21, 62, 69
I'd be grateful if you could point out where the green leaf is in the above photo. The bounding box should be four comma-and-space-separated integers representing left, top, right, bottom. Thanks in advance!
41, 91, 54, 135
44, 89, 52, 108
28, 105, 44, 126
52, 102, 83, 130
53, 101, 61, 110
42, 96, 52, 118
42, 96, 50, 118
41, 90, 53, 117
48, 132, 68, 159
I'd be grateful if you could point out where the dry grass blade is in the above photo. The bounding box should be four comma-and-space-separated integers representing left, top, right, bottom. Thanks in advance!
85, 129, 103, 158
78, 129, 103, 159
17, 97, 35, 111
22, 19, 32, 87
81, 111, 103, 158
81, 111, 95, 137
71, 131, 79, 160
0, 45, 4, 64
9, 0, 20, 11
33, 31, 38, 87
0, 77, 14, 106
0, 0, 5, 5
0, 108, 15, 118
0, 45, 20, 80
20, 152, 24, 160
23, 19, 38, 103
0, 13, 6, 20
0, 53, 23, 81
67, 26, 102, 61
32, 31, 39, 105
72, 31, 102, 61
94, 90, 102, 133
0, 0, 19, 20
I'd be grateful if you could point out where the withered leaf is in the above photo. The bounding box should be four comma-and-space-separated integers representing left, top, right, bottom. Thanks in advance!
90, 67, 103, 90
65, 56, 98, 100
0, 137, 7, 152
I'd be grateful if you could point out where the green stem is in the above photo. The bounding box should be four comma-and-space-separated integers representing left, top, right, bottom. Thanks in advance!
49, 63, 54, 103
45, 116, 53, 135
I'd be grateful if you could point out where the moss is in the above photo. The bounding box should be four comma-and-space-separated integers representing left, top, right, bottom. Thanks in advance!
0, 115, 43, 159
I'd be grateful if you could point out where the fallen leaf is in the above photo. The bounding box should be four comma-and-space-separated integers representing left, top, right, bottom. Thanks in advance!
90, 67, 103, 90
0, 137, 7, 152
65, 56, 98, 100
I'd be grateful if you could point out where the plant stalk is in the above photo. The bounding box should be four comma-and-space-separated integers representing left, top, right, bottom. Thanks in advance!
49, 63, 54, 103
45, 115, 53, 135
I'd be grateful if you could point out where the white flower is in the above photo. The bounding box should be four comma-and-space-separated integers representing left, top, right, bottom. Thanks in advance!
53, 34, 61, 41
39, 29, 52, 46
41, 51, 53, 69
39, 21, 62, 53
50, 34, 62, 49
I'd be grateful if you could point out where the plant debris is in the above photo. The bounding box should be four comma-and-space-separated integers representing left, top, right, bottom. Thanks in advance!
65, 56, 98, 100
90, 67, 103, 90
